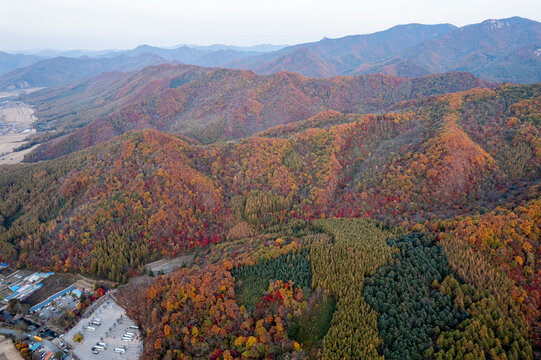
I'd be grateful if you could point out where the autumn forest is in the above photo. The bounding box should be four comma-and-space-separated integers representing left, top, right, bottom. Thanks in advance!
0, 66, 538, 359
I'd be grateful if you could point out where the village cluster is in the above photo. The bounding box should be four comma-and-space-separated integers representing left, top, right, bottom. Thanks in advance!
0, 263, 142, 360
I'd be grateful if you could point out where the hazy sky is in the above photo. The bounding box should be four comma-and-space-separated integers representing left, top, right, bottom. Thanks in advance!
1, 0, 539, 51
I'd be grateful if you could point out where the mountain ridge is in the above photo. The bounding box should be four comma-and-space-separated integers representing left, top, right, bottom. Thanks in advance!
2, 17, 539, 91
228, 17, 541, 83
0, 51, 43, 76
21, 66, 493, 161
0, 53, 172, 90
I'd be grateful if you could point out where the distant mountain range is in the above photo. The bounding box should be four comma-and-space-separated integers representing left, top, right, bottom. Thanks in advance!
0, 51, 42, 76
0, 53, 169, 90
0, 44, 286, 89
227, 17, 541, 83
0, 17, 539, 90
12, 43, 288, 58
227, 23, 457, 76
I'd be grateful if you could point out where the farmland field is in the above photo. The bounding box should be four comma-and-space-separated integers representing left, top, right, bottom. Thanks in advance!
0, 101, 37, 164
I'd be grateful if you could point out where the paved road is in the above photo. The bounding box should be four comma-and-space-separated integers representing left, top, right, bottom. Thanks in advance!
0, 327, 61, 354
0, 328, 16, 337
82, 290, 116, 319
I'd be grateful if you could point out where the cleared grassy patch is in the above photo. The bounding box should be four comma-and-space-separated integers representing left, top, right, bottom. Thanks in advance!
288, 290, 336, 350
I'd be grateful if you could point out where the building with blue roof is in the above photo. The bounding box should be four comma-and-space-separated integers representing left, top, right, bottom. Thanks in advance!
29, 342, 42, 352
30, 285, 82, 313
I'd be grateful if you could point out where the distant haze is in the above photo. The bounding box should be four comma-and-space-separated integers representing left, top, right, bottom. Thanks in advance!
0, 0, 539, 52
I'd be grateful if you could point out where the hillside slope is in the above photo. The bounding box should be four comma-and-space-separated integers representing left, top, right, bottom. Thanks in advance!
24, 68, 492, 161
1, 84, 539, 351
1, 83, 538, 277
24, 63, 214, 133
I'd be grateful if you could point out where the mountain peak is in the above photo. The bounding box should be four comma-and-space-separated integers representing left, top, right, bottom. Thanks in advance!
480, 16, 539, 26
481, 18, 512, 29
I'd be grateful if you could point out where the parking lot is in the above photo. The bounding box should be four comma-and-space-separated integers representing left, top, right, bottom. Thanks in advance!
37, 293, 79, 320
64, 299, 142, 360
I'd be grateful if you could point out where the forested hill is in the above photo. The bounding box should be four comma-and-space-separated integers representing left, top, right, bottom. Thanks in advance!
23, 68, 492, 161
0, 82, 538, 279
1, 82, 540, 358
19, 63, 220, 134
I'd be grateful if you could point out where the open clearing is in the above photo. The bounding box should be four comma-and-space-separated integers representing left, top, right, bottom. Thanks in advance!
128, 255, 195, 286
0, 106, 35, 127
144, 254, 194, 275
0, 135, 38, 165
0, 335, 23, 360
65, 299, 142, 360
